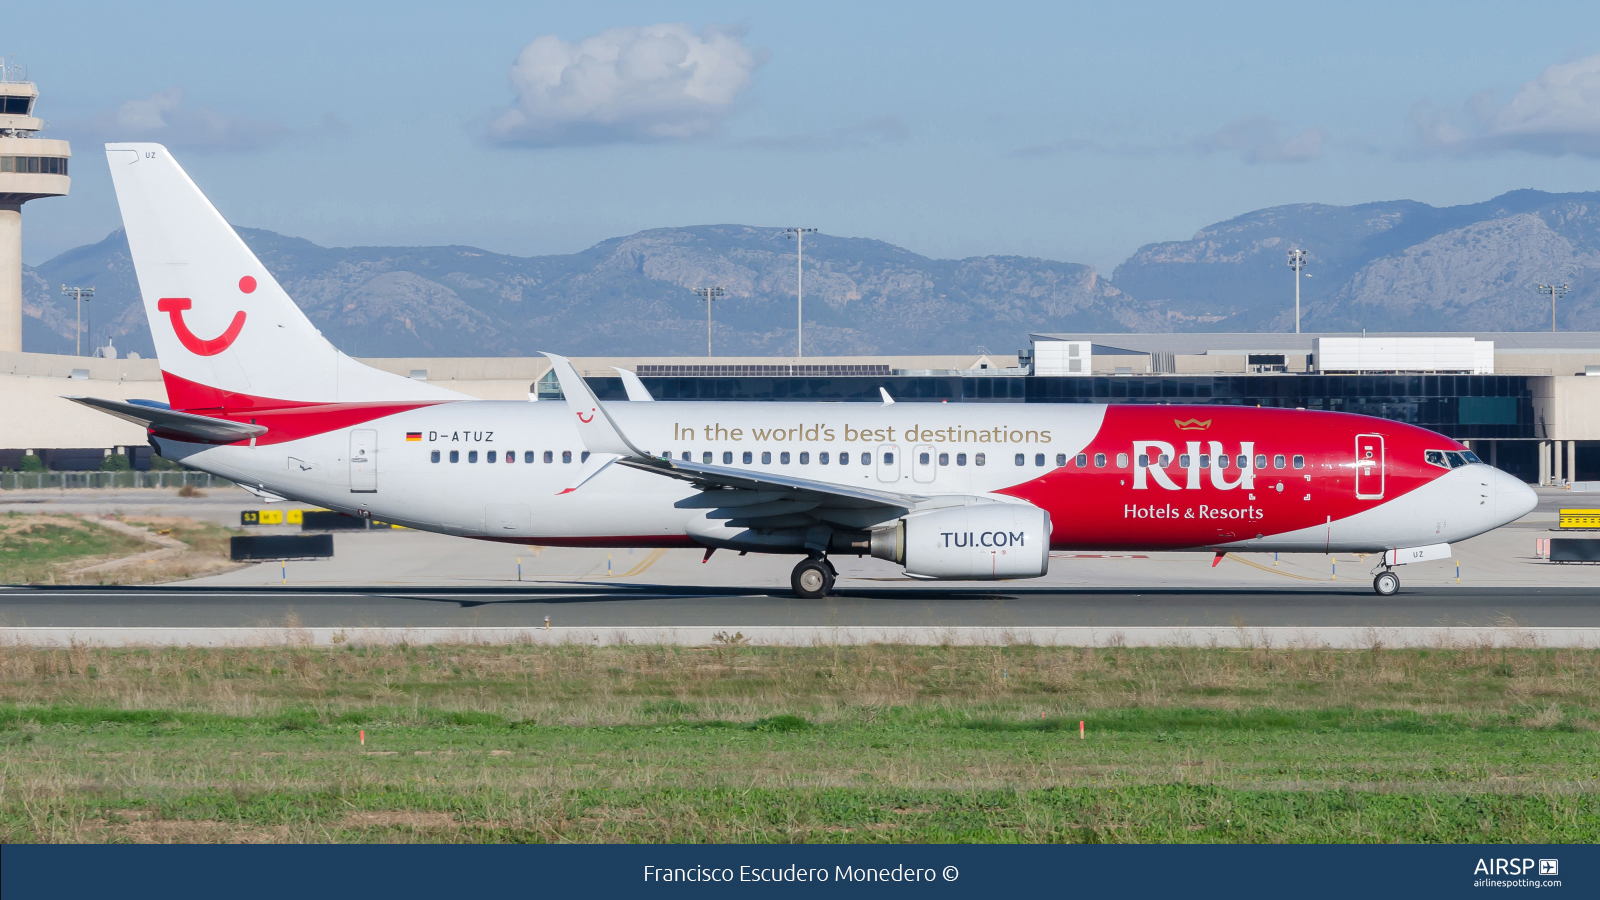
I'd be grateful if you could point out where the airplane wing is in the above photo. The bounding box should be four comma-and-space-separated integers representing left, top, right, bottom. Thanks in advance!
64, 396, 268, 444
539, 352, 932, 514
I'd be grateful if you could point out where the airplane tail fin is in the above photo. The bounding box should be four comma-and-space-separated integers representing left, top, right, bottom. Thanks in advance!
104, 143, 462, 410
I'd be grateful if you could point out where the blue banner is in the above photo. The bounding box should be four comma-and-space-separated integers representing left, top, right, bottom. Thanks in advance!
4, 843, 1594, 899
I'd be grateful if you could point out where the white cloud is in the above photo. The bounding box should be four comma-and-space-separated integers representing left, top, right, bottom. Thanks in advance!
735, 116, 910, 151
1195, 116, 1327, 163
1015, 116, 1326, 164
73, 87, 288, 152
489, 23, 761, 146
1411, 54, 1600, 157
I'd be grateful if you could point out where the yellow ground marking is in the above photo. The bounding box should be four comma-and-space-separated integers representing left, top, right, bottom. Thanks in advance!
1223, 552, 1325, 581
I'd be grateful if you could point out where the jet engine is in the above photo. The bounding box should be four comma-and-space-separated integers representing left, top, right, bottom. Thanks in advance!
870, 503, 1050, 579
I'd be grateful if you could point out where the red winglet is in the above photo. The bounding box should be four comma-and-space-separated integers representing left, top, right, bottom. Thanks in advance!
1212, 551, 1226, 567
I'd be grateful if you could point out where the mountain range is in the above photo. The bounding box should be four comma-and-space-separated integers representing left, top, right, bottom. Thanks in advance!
22, 189, 1600, 360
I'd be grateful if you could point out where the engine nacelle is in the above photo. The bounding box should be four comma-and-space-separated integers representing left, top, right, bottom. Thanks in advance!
871, 503, 1050, 579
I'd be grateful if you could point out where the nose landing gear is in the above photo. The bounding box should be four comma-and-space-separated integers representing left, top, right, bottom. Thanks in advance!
791, 556, 836, 599
1372, 569, 1400, 596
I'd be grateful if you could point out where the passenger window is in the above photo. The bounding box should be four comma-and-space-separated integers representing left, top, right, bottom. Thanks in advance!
956, 453, 967, 466
544, 451, 553, 464
703, 452, 712, 464
884, 452, 894, 465
1292, 455, 1305, 469
1179, 454, 1191, 468
724, 452, 734, 464
760, 451, 770, 464
1093, 453, 1105, 468
1059, 454, 1070, 467
1015, 453, 1025, 466
743, 451, 753, 464
581, 451, 590, 463
562, 451, 572, 464
1116, 453, 1128, 468
524, 451, 534, 464
799, 452, 810, 464
449, 450, 459, 463
780, 452, 790, 465
975, 453, 986, 466
939, 453, 949, 466
840, 453, 850, 466
1216, 455, 1228, 469
1036, 454, 1046, 467
681, 451, 690, 461
1199, 454, 1210, 469
486, 451, 496, 463
1237, 455, 1247, 469
1255, 454, 1267, 469
468, 451, 478, 463
820, 452, 830, 464
919, 452, 930, 465
1273, 454, 1286, 469
431, 450, 440, 463
1158, 454, 1170, 467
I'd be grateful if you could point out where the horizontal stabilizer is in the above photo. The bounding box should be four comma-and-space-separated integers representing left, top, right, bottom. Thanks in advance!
64, 395, 267, 443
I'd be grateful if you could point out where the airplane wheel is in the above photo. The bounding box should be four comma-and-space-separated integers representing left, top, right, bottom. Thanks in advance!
792, 559, 832, 599
1373, 571, 1400, 596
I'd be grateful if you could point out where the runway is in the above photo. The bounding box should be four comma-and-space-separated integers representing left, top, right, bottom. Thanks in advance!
1, 582, 1595, 628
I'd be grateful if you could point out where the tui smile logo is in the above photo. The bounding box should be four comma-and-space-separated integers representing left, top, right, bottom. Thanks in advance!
157, 276, 255, 356
577, 410, 595, 423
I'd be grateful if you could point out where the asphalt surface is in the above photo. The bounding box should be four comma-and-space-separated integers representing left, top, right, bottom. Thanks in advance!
1, 583, 1594, 628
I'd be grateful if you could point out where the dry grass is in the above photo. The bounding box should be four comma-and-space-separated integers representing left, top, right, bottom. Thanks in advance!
1, 641, 1596, 726
0, 513, 241, 586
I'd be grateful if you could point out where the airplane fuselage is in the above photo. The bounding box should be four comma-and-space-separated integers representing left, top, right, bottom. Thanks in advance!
159, 397, 1527, 555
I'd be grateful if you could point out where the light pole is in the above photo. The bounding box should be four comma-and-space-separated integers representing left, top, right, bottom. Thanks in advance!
61, 284, 94, 356
1286, 249, 1308, 334
692, 286, 724, 356
784, 227, 817, 357
1535, 283, 1569, 333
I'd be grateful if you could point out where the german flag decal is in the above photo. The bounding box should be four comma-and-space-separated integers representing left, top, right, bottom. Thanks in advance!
406, 432, 422, 442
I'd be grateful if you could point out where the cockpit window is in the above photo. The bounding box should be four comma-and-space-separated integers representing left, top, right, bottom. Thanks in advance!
1426, 449, 1478, 469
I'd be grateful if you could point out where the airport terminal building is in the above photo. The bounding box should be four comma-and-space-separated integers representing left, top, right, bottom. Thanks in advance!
2, 331, 1597, 485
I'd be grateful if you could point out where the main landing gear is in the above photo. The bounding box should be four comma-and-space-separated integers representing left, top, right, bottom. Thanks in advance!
791, 555, 837, 599
1372, 570, 1400, 597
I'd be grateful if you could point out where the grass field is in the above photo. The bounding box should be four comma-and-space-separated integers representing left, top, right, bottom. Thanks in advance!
1, 642, 1595, 843
0, 512, 238, 585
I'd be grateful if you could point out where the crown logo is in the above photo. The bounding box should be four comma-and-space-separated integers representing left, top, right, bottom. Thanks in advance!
1174, 418, 1212, 431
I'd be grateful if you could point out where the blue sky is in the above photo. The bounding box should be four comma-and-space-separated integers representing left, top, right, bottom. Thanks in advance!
12, 1, 1600, 272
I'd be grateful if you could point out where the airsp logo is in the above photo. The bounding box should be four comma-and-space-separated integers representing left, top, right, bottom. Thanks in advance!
1473, 858, 1549, 876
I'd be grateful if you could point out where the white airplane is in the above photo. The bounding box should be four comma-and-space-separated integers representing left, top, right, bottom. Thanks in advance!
71, 144, 1537, 598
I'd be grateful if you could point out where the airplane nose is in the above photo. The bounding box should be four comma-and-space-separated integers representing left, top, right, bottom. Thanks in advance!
1492, 467, 1537, 523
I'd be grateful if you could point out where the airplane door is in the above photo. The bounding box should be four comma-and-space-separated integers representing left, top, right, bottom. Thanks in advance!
877, 444, 901, 483
350, 429, 377, 493
1355, 433, 1384, 500
912, 444, 936, 483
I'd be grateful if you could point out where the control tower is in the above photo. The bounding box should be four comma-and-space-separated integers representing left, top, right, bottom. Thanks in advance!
0, 63, 70, 352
